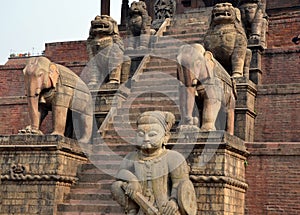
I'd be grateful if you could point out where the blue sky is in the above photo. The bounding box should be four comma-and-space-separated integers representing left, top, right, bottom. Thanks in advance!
0, 0, 134, 64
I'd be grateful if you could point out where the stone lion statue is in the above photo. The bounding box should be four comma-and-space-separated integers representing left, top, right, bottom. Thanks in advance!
127, 1, 152, 50
87, 15, 131, 87
204, 2, 252, 78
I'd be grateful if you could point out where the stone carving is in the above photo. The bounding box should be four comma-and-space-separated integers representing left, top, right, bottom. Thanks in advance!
87, 15, 131, 86
204, 2, 252, 78
1, 164, 78, 184
127, 1, 152, 50
152, 0, 176, 30
111, 111, 197, 215
19, 57, 93, 143
177, 44, 236, 135
239, 0, 268, 47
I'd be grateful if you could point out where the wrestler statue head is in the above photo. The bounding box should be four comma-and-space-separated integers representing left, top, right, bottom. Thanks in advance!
136, 111, 174, 157
111, 111, 197, 215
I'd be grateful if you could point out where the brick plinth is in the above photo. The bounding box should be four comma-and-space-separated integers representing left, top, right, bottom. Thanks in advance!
234, 77, 257, 142
167, 131, 249, 215
0, 135, 87, 215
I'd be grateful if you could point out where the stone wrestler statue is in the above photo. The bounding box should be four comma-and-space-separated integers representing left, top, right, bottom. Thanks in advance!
111, 111, 197, 215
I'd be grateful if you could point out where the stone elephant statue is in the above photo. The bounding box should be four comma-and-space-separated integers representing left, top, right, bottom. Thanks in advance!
177, 44, 236, 135
20, 57, 93, 143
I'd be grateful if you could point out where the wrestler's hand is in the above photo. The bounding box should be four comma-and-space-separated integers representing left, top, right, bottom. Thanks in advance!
124, 181, 140, 198
162, 199, 179, 215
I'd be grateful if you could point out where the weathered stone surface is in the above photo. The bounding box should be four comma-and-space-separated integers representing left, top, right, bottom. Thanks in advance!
204, 3, 251, 78
111, 111, 198, 215
167, 131, 249, 215
152, 0, 176, 30
127, 1, 152, 50
20, 57, 93, 143
87, 15, 131, 87
0, 135, 87, 215
176, 44, 236, 135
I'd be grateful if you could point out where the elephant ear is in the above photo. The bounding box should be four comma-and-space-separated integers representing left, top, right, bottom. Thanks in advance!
49, 63, 60, 88
204, 51, 215, 78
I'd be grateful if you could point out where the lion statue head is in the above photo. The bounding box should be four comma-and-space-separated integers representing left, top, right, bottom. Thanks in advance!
89, 15, 119, 38
210, 3, 241, 25
209, 3, 245, 35
129, 1, 148, 17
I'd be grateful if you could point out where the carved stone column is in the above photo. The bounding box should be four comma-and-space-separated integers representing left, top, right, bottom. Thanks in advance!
101, 0, 110, 15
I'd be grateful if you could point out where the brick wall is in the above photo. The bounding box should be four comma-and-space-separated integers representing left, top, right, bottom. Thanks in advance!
266, 0, 300, 11
245, 142, 300, 215
266, 12, 300, 49
262, 49, 300, 85
44, 40, 88, 64
254, 84, 300, 142
254, 6, 300, 142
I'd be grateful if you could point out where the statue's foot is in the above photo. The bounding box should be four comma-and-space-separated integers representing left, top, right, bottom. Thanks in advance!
108, 79, 120, 84
87, 82, 99, 89
200, 125, 216, 132
137, 46, 148, 50
50, 132, 64, 137
126, 47, 134, 51
232, 72, 243, 78
127, 209, 138, 215
18, 126, 43, 135
184, 116, 199, 126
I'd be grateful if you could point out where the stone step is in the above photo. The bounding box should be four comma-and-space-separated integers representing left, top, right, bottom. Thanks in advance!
164, 26, 208, 35
57, 201, 123, 214
65, 190, 114, 203
72, 181, 113, 190
79, 163, 121, 173
160, 32, 206, 41
142, 67, 176, 74
146, 59, 177, 67
77, 171, 117, 182
155, 37, 204, 48
58, 211, 123, 215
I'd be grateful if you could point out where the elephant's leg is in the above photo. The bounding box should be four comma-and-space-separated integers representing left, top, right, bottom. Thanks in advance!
179, 85, 196, 125
78, 114, 93, 144
109, 66, 122, 84
226, 95, 236, 135
51, 105, 68, 136
201, 98, 221, 131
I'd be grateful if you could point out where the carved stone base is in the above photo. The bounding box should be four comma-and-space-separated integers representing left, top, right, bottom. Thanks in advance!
167, 131, 249, 214
0, 135, 87, 214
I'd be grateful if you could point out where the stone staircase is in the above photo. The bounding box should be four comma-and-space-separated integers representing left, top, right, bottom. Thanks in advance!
57, 8, 212, 215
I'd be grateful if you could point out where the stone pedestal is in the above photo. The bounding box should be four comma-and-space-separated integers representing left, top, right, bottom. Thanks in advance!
0, 135, 87, 215
234, 77, 257, 142
168, 131, 249, 215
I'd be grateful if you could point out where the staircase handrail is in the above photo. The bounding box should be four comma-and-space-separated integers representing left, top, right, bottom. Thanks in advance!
131, 55, 151, 82
155, 18, 172, 37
